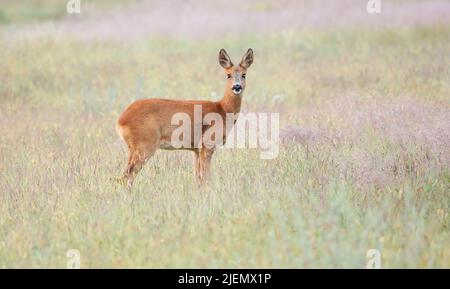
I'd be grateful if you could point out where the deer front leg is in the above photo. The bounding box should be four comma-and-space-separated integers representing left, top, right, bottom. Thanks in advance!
192, 150, 201, 181
199, 147, 214, 182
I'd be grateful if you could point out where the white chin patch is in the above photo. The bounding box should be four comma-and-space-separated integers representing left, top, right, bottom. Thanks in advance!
233, 89, 242, 95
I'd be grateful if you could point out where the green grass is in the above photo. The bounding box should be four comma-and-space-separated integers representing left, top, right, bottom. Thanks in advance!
0, 25, 449, 268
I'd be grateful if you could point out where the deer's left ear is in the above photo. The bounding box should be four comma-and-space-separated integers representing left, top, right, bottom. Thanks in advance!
219, 49, 233, 69
240, 48, 254, 69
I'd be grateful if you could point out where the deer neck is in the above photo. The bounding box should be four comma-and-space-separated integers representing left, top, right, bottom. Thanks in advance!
219, 90, 242, 115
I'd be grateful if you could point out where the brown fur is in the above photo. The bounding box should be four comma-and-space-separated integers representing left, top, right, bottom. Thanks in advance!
117, 49, 253, 186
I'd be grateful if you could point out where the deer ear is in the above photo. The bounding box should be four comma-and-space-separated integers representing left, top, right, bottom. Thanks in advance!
219, 49, 233, 69
240, 48, 253, 69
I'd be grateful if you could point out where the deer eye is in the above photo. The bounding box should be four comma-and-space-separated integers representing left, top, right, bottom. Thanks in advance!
242, 74, 246, 79
227, 74, 232, 79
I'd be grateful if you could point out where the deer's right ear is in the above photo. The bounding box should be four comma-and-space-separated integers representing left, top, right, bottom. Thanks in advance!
219, 49, 233, 69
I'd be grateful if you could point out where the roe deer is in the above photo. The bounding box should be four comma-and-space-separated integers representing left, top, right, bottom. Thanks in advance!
116, 49, 254, 186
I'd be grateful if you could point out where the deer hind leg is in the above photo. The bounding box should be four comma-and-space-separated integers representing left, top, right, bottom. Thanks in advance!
122, 130, 159, 187
123, 142, 157, 187
118, 122, 160, 187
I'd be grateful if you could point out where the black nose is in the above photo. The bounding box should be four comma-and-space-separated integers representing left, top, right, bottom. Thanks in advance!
232, 84, 242, 91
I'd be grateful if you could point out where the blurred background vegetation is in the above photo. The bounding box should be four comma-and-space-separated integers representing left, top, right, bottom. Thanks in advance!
0, 0, 136, 24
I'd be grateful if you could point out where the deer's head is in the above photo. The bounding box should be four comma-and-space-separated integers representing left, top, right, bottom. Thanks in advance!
219, 48, 254, 95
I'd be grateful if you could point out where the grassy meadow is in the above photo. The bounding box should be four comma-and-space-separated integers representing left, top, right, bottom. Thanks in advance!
0, 0, 449, 268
